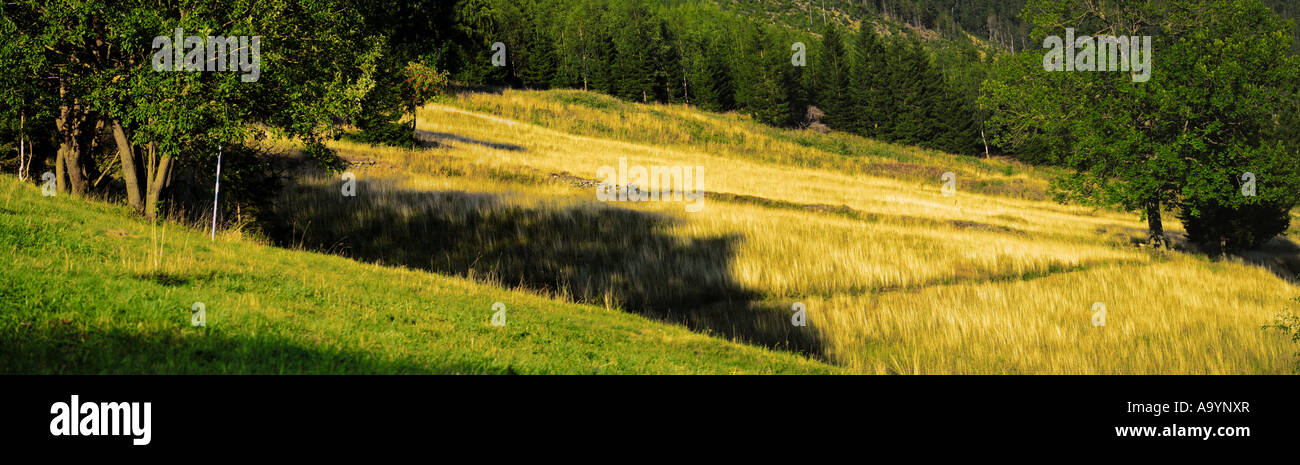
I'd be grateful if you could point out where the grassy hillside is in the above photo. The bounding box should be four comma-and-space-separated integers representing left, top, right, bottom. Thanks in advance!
0, 175, 836, 374
267, 87, 1299, 374
5, 86, 1297, 374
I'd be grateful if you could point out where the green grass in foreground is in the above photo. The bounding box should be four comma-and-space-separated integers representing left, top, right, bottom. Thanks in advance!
0, 176, 836, 374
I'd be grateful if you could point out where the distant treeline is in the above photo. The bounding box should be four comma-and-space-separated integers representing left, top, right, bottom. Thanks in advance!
666, 1, 1031, 52
451, 0, 986, 155
860, 0, 1300, 53
856, 0, 1031, 51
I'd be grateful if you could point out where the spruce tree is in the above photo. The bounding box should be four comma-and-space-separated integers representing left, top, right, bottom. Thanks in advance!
813, 24, 852, 130
888, 40, 939, 146
654, 19, 682, 103
701, 38, 736, 111
849, 27, 891, 138
931, 83, 977, 154
736, 25, 796, 127
611, 4, 658, 102
518, 23, 557, 89
733, 24, 764, 115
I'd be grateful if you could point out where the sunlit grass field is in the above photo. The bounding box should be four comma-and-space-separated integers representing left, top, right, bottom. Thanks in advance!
0, 175, 834, 374
277, 87, 1300, 374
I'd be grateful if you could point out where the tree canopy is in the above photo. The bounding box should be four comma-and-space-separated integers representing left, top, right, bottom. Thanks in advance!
981, 0, 1300, 250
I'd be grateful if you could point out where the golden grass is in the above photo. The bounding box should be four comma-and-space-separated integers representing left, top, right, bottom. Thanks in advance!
811, 260, 1296, 374
292, 87, 1298, 374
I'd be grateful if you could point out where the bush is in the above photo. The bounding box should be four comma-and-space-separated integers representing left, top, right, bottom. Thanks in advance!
1264, 308, 1300, 373
350, 65, 418, 148
164, 143, 288, 229
1178, 200, 1292, 254
348, 118, 416, 147
302, 141, 347, 175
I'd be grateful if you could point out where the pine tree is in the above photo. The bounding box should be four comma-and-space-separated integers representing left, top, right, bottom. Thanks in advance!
518, 23, 557, 89
654, 19, 683, 103
888, 40, 940, 145
610, 3, 658, 102
849, 26, 891, 138
707, 47, 736, 111
689, 36, 735, 112
813, 24, 852, 130
736, 24, 796, 127
931, 83, 977, 154
453, 0, 507, 85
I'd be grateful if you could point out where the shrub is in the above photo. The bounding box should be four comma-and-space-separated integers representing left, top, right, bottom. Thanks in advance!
1178, 200, 1292, 254
1264, 308, 1300, 373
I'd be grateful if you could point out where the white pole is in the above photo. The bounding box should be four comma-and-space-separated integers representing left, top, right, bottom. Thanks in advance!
18, 111, 25, 181
210, 145, 222, 241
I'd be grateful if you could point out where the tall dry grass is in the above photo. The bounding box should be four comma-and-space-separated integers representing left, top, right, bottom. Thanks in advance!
271, 88, 1298, 373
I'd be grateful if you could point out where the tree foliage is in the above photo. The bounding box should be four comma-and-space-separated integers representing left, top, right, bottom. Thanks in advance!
981, 0, 1300, 249
0, 0, 425, 219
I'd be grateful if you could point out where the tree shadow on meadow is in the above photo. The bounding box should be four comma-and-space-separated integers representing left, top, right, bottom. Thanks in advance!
264, 177, 825, 358
415, 129, 526, 152
1224, 235, 1300, 280
1102, 224, 1300, 281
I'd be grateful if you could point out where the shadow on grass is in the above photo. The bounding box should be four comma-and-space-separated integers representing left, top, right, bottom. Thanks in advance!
264, 177, 825, 358
0, 325, 443, 374
416, 129, 526, 152
1104, 225, 1300, 281
1229, 236, 1300, 280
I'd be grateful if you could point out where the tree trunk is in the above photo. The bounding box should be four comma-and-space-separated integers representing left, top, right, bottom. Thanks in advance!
82, 116, 105, 188
980, 127, 990, 159
55, 82, 88, 196
60, 124, 89, 196
110, 119, 144, 211
144, 143, 172, 220
1146, 200, 1166, 248
55, 139, 67, 194
682, 69, 689, 105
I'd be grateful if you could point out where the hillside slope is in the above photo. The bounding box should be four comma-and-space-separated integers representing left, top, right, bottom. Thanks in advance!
0, 175, 837, 374
5, 87, 1296, 375
273, 88, 1300, 374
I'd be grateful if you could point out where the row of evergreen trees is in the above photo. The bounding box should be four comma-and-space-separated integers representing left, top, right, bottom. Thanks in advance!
809, 24, 977, 153
455, 0, 980, 155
